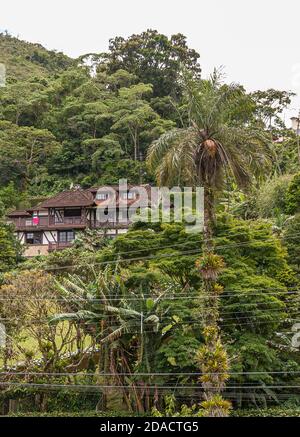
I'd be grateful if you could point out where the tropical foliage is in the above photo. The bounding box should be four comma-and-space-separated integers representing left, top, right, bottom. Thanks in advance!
0, 30, 300, 417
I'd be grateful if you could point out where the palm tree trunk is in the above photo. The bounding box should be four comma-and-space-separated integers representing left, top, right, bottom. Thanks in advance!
203, 187, 215, 253
199, 186, 231, 417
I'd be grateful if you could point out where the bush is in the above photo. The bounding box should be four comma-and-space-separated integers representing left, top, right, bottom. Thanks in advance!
7, 407, 300, 417
256, 175, 293, 218
233, 408, 300, 417
0, 223, 22, 272
7, 410, 142, 417
285, 173, 300, 215
283, 214, 300, 272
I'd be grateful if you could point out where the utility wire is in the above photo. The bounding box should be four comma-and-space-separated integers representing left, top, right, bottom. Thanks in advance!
2, 370, 300, 376
38, 227, 290, 261
14, 232, 300, 272
0, 306, 297, 323
0, 286, 298, 301
1, 382, 300, 390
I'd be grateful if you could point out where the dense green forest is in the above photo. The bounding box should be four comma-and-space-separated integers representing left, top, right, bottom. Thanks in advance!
0, 30, 300, 417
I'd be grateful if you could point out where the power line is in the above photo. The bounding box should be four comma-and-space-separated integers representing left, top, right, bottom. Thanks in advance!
1, 306, 300, 324
0, 301, 299, 323
0, 292, 298, 302
0, 286, 298, 301
15, 232, 300, 272
1, 381, 300, 390
2, 370, 300, 376
0, 385, 298, 400
41, 227, 287, 262
1, 314, 300, 331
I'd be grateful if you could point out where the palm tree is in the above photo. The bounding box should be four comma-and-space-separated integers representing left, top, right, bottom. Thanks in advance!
147, 70, 272, 416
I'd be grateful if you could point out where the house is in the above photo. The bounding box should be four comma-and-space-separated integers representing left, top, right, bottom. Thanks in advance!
6, 184, 152, 257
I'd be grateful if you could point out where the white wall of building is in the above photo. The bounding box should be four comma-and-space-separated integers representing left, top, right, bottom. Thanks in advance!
43, 231, 57, 245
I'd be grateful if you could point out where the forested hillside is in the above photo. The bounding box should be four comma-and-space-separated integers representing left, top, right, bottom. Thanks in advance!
0, 30, 299, 210
0, 32, 74, 80
0, 29, 300, 417
0, 30, 202, 208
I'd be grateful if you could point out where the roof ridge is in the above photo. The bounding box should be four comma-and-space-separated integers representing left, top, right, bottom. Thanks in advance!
39, 188, 94, 208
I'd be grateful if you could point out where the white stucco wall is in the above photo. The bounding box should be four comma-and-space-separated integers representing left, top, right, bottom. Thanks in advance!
43, 231, 57, 244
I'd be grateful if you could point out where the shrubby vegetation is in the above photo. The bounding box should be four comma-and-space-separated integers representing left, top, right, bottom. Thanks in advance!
1, 218, 299, 414
0, 224, 22, 274
0, 30, 300, 417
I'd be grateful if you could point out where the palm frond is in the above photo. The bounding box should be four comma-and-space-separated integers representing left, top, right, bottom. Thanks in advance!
147, 129, 183, 169
149, 127, 198, 186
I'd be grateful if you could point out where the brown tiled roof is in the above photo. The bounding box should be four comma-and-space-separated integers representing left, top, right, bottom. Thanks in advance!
90, 184, 152, 208
87, 184, 151, 193
9, 185, 152, 213
27, 202, 48, 212
39, 190, 95, 208
7, 210, 31, 217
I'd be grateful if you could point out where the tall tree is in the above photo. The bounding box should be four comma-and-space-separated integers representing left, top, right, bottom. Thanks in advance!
0, 121, 60, 189
103, 30, 201, 98
111, 83, 174, 160
251, 89, 295, 129
147, 70, 272, 416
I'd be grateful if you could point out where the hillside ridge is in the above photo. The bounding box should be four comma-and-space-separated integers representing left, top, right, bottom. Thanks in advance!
0, 32, 74, 81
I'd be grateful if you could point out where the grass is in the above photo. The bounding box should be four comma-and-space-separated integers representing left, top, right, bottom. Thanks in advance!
1, 321, 93, 368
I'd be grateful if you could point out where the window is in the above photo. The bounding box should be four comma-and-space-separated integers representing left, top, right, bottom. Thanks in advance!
59, 231, 75, 243
118, 209, 128, 220
64, 209, 81, 217
121, 192, 135, 200
96, 193, 109, 200
26, 232, 42, 245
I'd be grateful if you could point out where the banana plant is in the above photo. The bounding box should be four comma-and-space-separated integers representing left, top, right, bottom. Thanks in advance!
49, 266, 177, 412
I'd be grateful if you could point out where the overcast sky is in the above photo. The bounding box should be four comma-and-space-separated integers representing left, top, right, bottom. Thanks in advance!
1, 0, 300, 123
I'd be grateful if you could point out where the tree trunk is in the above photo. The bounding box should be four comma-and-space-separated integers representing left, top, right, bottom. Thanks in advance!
203, 187, 215, 253
199, 186, 231, 417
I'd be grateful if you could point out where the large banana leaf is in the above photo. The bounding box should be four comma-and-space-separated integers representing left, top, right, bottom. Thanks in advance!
49, 310, 102, 325
104, 305, 141, 318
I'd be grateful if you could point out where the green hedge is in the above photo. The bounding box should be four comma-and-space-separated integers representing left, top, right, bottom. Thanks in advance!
233, 408, 300, 417
5, 410, 143, 417
6, 408, 300, 417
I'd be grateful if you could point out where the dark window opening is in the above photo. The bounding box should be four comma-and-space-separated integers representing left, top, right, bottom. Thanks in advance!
64, 209, 81, 217
26, 232, 43, 245
59, 231, 75, 243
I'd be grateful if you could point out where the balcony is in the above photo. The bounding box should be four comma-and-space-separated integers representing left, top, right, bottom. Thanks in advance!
48, 242, 74, 251
49, 216, 87, 227
10, 215, 130, 231
12, 216, 49, 230
90, 220, 131, 229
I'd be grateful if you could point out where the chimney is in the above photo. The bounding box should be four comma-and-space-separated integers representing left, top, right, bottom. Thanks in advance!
69, 182, 82, 191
